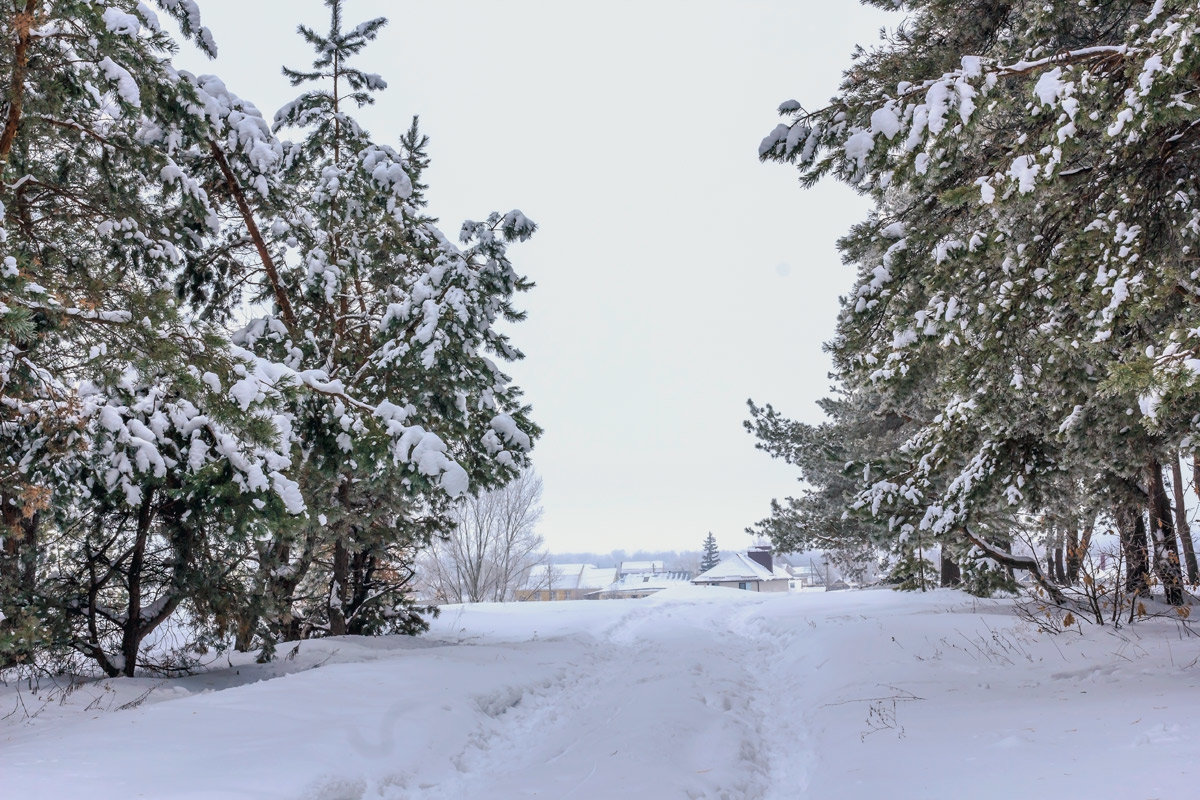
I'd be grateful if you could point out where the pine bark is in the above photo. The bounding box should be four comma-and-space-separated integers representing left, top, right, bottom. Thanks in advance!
939, 548, 961, 587
1147, 458, 1185, 605
346, 549, 379, 636
1065, 525, 1080, 585
1114, 505, 1151, 598
0, 1, 36, 171
1171, 456, 1198, 584
1053, 540, 1067, 585
118, 491, 155, 677
1193, 454, 1200, 512
1045, 525, 1068, 585
1065, 519, 1093, 586
328, 537, 350, 637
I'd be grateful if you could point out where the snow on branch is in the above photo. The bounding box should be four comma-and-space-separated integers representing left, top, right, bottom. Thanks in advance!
760, 45, 1133, 186
229, 345, 470, 497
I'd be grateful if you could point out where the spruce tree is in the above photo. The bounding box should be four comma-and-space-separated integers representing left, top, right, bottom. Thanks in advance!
700, 532, 720, 573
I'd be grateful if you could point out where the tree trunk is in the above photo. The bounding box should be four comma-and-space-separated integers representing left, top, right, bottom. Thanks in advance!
119, 490, 156, 677
1065, 525, 1080, 585
234, 615, 256, 653
1193, 453, 1200, 512
1053, 543, 1067, 585
1114, 505, 1151, 598
0, 1, 36, 172
1066, 518, 1093, 585
327, 475, 355, 637
1045, 529, 1054, 580
0, 499, 38, 667
328, 537, 350, 636
1171, 455, 1198, 584
1045, 525, 1067, 585
239, 542, 285, 652
269, 539, 308, 644
1147, 458, 1185, 605
345, 549, 375, 636
939, 547, 961, 587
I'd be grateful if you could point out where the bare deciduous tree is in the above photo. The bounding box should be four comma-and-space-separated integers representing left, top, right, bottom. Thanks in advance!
419, 471, 546, 603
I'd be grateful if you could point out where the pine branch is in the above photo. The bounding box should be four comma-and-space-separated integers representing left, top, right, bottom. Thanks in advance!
963, 525, 1064, 603
34, 115, 113, 148
206, 139, 299, 337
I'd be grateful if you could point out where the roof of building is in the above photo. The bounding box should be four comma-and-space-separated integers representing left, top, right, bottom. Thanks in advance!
692, 553, 791, 584
522, 564, 618, 592
618, 560, 666, 574
590, 571, 693, 596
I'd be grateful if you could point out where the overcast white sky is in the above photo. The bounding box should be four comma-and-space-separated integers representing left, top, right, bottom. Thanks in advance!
175, 1, 894, 553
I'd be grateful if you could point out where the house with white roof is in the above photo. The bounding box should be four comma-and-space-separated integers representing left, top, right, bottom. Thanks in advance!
783, 560, 825, 589
617, 560, 666, 578
691, 546, 790, 592
589, 569, 693, 600
515, 564, 617, 602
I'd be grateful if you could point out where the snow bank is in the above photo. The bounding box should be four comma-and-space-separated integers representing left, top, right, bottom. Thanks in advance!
3, 590, 1197, 798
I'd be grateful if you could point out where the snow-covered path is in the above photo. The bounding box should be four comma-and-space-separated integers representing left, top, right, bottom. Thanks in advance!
4, 587, 1199, 798
419, 595, 800, 799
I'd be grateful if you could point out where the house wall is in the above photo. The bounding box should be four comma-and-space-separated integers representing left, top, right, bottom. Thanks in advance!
699, 579, 789, 593
515, 588, 602, 602
592, 589, 659, 600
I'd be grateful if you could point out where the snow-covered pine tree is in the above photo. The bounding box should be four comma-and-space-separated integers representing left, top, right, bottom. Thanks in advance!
228, 0, 539, 650
0, 1, 304, 668
699, 532, 720, 573
747, 392, 916, 586
41, 368, 300, 676
759, 0, 1200, 604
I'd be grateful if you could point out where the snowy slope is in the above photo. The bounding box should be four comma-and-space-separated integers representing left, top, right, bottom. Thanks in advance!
3, 587, 1198, 799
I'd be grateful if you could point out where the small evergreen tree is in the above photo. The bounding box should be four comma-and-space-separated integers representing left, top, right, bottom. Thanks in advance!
700, 532, 720, 573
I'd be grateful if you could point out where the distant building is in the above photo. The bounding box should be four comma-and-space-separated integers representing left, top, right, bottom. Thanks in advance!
515, 564, 617, 602
692, 546, 790, 592
589, 569, 693, 600
782, 560, 826, 590
616, 560, 666, 578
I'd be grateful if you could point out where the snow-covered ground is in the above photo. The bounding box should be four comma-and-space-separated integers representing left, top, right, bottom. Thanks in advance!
3, 586, 1198, 799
